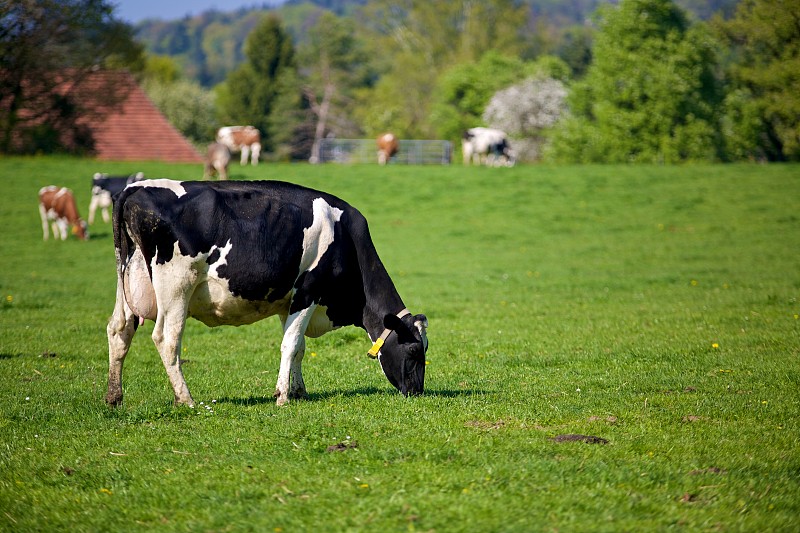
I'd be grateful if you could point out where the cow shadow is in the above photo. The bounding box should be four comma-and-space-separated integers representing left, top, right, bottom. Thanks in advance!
216, 387, 490, 406
87, 231, 112, 240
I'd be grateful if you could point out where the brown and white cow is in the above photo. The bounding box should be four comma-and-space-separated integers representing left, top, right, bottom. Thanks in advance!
216, 126, 262, 166
377, 133, 399, 165
38, 186, 89, 241
203, 143, 231, 181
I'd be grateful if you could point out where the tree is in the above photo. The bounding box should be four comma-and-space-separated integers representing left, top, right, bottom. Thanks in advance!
299, 12, 372, 163
355, 0, 528, 137
430, 52, 527, 141
354, 51, 438, 139
0, 0, 145, 153
714, 0, 800, 161
548, 0, 724, 163
143, 79, 218, 146
215, 14, 295, 153
431, 53, 570, 142
140, 54, 217, 147
483, 77, 568, 162
359, 0, 527, 67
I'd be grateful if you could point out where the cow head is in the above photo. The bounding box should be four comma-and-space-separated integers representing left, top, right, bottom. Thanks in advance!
73, 220, 89, 240
376, 312, 428, 396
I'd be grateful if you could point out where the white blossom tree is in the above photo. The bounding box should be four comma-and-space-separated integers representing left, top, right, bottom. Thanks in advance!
483, 77, 567, 162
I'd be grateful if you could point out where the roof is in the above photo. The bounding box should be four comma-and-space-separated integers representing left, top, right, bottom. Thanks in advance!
86, 71, 202, 163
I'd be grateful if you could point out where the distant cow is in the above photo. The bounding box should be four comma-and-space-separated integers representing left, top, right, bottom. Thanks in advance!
462, 127, 515, 167
216, 126, 261, 166
106, 179, 428, 407
38, 186, 88, 241
89, 172, 144, 224
377, 133, 399, 165
203, 143, 231, 181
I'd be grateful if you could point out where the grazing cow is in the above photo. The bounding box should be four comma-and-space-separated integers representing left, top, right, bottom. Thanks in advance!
38, 186, 88, 241
203, 143, 231, 181
462, 127, 515, 167
88, 172, 144, 224
377, 132, 399, 165
106, 179, 428, 407
216, 126, 262, 166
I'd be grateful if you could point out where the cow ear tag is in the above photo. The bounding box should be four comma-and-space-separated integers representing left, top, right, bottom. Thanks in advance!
368, 338, 384, 358
368, 309, 410, 359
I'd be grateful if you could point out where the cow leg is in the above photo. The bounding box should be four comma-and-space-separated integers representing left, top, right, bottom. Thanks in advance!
106, 280, 137, 406
275, 305, 315, 406
216, 163, 228, 181
39, 205, 49, 240
150, 271, 195, 406
55, 218, 68, 240
240, 145, 249, 166
88, 197, 97, 224
250, 143, 261, 165
288, 334, 307, 400
151, 303, 193, 406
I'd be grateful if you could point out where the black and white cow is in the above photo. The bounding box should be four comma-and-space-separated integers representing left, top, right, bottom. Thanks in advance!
462, 127, 515, 167
106, 179, 428, 407
89, 172, 144, 224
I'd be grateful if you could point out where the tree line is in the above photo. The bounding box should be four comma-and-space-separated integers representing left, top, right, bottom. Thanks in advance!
1, 0, 797, 162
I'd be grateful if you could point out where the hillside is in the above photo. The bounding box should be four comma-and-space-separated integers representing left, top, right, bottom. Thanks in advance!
134, 0, 738, 87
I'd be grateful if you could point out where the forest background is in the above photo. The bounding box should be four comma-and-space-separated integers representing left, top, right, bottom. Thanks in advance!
2, 0, 798, 163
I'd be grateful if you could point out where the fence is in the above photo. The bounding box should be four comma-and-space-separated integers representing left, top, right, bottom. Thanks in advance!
318, 138, 453, 165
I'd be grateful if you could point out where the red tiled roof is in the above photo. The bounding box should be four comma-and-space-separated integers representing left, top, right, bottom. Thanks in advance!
88, 72, 202, 163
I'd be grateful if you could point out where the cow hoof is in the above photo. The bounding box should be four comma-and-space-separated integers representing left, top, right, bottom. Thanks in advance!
289, 389, 307, 400
173, 395, 195, 408
276, 396, 290, 407
105, 393, 123, 407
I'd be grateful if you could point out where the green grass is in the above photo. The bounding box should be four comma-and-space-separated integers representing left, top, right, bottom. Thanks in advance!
1, 156, 799, 531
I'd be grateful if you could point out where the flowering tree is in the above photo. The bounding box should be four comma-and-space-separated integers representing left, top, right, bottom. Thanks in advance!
483, 77, 567, 162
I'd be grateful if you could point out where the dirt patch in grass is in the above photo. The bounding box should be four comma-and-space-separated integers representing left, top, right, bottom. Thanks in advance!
549, 434, 609, 445
326, 441, 358, 453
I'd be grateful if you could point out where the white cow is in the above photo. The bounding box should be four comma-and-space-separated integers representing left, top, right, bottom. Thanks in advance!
462, 127, 515, 167
216, 126, 262, 166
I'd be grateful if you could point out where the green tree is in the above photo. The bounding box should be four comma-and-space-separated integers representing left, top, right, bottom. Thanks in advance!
300, 12, 373, 162
143, 55, 182, 85
215, 14, 296, 153
354, 52, 438, 139
715, 0, 800, 161
360, 0, 527, 66
430, 53, 528, 141
548, 0, 724, 163
141, 54, 217, 146
143, 79, 218, 146
0, 0, 144, 153
355, 0, 528, 137
431, 52, 569, 142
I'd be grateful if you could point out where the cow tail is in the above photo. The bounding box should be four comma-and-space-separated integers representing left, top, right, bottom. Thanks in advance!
112, 188, 135, 275
111, 188, 142, 329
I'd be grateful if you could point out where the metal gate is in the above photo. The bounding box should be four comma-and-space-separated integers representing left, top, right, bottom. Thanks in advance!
318, 138, 452, 165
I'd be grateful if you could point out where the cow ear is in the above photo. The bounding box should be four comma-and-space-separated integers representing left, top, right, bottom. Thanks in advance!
383, 313, 406, 332
414, 314, 428, 331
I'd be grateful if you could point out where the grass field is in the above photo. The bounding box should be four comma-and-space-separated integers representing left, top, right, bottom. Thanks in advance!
1, 156, 798, 531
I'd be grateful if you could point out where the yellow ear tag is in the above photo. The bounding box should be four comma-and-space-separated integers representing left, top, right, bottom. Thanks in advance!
368, 338, 384, 358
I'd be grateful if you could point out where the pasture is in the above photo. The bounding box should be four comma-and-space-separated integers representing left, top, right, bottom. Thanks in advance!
1, 157, 798, 531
